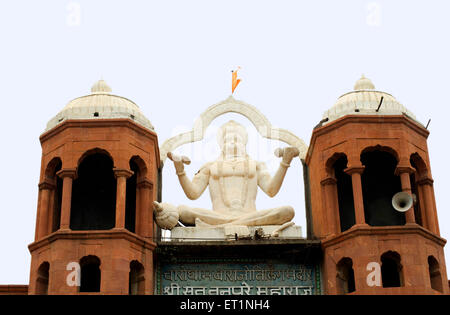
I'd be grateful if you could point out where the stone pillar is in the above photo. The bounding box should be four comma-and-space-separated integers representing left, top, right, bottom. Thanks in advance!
395, 166, 416, 224
344, 166, 367, 226
321, 176, 340, 236
37, 181, 55, 240
417, 177, 438, 235
34, 190, 42, 241
57, 169, 77, 231
137, 179, 153, 239
46, 189, 56, 235
114, 169, 134, 229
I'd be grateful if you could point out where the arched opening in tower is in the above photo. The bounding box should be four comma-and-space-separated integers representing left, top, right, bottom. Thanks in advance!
45, 157, 63, 233
361, 149, 405, 226
381, 251, 403, 288
129, 260, 145, 295
336, 257, 355, 294
70, 153, 116, 230
333, 155, 355, 232
428, 256, 443, 293
80, 256, 101, 293
35, 262, 50, 295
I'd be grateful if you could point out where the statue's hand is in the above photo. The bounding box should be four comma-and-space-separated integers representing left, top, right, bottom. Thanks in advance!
167, 152, 191, 175
275, 147, 300, 165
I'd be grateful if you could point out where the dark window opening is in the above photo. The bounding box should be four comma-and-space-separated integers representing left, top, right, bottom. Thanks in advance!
334, 156, 355, 232
336, 258, 355, 294
381, 251, 403, 288
361, 150, 405, 226
129, 260, 145, 295
71, 153, 116, 230
125, 160, 139, 233
428, 256, 443, 293
80, 256, 101, 293
36, 262, 50, 295
45, 158, 62, 233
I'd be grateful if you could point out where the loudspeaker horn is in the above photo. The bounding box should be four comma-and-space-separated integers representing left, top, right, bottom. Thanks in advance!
392, 192, 413, 212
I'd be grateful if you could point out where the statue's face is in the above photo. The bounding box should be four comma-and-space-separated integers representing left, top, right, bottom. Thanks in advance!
223, 128, 246, 158
219, 121, 248, 159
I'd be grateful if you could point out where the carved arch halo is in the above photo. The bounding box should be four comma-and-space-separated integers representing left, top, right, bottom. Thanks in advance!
159, 96, 308, 165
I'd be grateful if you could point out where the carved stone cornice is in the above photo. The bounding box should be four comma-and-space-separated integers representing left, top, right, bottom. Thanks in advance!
322, 224, 446, 248
28, 229, 157, 253
137, 179, 153, 189
56, 169, 77, 179
306, 115, 430, 165
113, 168, 134, 179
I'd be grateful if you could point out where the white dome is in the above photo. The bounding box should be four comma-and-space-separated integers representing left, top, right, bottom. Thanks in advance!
322, 75, 418, 125
45, 80, 154, 132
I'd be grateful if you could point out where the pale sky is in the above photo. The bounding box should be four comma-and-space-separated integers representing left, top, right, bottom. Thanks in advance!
0, 0, 449, 284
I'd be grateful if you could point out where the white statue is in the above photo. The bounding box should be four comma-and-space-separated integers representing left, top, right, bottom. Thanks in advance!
154, 120, 299, 231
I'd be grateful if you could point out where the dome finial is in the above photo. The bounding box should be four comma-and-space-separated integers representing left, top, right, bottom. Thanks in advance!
91, 79, 112, 94
354, 74, 375, 90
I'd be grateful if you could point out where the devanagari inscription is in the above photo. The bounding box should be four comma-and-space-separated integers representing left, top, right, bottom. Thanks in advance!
160, 263, 317, 295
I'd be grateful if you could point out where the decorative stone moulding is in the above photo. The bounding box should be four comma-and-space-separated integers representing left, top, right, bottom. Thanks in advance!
159, 95, 308, 163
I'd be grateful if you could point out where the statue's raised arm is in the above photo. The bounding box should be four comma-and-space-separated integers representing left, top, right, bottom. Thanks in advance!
167, 152, 209, 200
257, 147, 300, 197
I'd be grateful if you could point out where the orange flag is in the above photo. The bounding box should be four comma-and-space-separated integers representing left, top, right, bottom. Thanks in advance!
231, 67, 241, 94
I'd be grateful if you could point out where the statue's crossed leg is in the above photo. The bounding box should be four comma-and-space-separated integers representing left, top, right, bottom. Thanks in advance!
177, 204, 295, 228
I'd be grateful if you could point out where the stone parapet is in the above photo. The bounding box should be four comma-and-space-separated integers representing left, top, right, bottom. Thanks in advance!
169, 225, 302, 242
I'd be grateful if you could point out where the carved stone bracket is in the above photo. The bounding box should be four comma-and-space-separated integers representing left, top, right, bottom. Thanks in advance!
56, 169, 77, 179
416, 177, 434, 186
137, 179, 153, 189
344, 166, 365, 175
113, 168, 134, 179
38, 181, 56, 191
395, 165, 415, 176
320, 176, 337, 186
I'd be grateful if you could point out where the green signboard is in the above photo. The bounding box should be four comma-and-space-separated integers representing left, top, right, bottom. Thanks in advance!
156, 259, 321, 295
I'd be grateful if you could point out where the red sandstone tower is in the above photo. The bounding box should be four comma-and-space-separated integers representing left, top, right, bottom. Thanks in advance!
28, 80, 160, 294
306, 76, 448, 294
